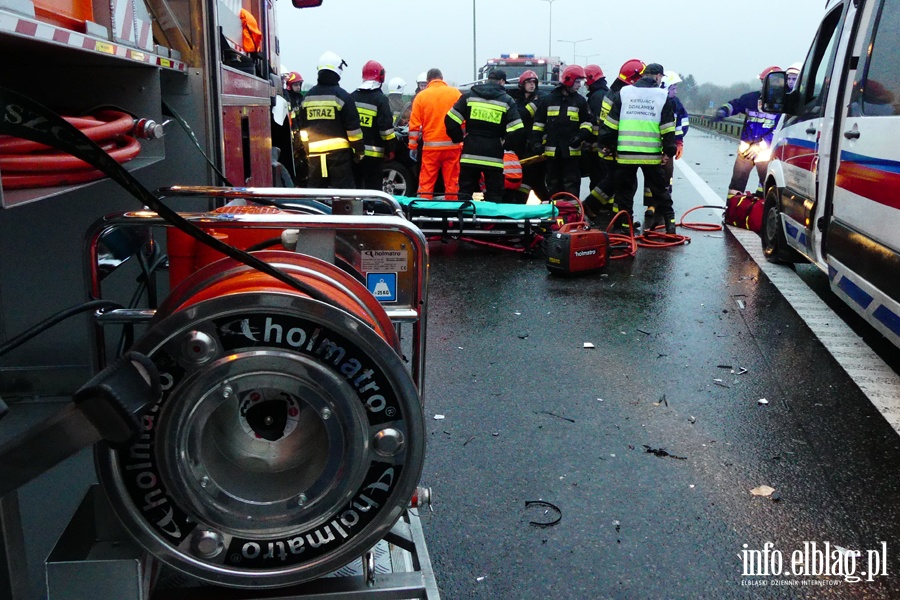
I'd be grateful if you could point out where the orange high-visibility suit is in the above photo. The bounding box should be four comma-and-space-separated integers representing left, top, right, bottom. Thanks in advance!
408, 79, 461, 199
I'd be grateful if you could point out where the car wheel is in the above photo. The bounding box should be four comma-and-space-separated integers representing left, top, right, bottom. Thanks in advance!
383, 161, 416, 197
761, 186, 804, 264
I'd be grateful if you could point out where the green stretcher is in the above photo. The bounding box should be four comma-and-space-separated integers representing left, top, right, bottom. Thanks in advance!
393, 196, 561, 253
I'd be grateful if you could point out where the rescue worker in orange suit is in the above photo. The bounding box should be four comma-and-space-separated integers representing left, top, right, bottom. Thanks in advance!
350, 60, 397, 190
408, 68, 462, 199
529, 65, 594, 197
583, 64, 609, 208
599, 63, 678, 235
586, 59, 645, 222
296, 51, 364, 189
445, 69, 524, 202
509, 69, 550, 203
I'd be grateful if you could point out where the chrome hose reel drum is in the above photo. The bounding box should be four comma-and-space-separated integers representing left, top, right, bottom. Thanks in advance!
91, 204, 428, 589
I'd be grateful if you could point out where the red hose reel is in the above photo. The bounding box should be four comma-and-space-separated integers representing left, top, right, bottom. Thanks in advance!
0, 110, 141, 189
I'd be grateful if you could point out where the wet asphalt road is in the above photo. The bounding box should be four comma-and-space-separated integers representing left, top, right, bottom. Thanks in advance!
416, 130, 900, 599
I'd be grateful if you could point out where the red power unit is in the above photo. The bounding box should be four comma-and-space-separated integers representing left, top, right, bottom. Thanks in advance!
545, 222, 610, 275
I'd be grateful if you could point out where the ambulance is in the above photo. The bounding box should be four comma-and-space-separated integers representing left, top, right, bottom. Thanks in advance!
761, 0, 900, 348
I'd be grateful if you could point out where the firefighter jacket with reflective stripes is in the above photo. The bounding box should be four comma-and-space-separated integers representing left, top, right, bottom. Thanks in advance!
587, 79, 609, 150
408, 79, 462, 152
528, 85, 594, 159
673, 95, 689, 142
716, 91, 779, 145
350, 87, 396, 158
297, 75, 364, 157
510, 88, 547, 158
445, 82, 524, 170
599, 76, 676, 165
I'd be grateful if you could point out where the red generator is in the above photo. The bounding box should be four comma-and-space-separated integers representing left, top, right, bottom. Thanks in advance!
545, 222, 610, 275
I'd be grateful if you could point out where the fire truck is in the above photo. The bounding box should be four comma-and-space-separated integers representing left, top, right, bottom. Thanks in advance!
478, 53, 565, 83
0, 0, 436, 597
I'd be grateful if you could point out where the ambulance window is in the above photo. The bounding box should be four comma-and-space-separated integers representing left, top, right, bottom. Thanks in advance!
796, 6, 843, 120
856, 0, 900, 116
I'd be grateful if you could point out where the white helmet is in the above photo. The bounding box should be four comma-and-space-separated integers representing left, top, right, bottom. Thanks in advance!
388, 77, 407, 94
786, 62, 802, 75
662, 70, 682, 89
317, 51, 347, 75
416, 71, 427, 84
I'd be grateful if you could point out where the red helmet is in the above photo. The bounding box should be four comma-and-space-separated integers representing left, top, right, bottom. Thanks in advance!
618, 59, 646, 85
362, 60, 386, 84
585, 64, 604, 86
759, 65, 781, 81
561, 65, 586, 87
518, 69, 539, 89
285, 72, 303, 87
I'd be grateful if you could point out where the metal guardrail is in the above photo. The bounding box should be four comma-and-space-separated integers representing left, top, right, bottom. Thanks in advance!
690, 114, 744, 139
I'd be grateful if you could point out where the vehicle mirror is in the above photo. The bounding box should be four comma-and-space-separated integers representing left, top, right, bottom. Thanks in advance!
762, 71, 787, 113
291, 0, 323, 7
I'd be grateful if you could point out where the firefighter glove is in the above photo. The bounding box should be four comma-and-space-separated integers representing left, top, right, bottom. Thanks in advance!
713, 108, 728, 122
568, 136, 583, 148
409, 149, 417, 161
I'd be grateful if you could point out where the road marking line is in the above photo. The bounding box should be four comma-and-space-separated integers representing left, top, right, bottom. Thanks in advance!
677, 160, 900, 432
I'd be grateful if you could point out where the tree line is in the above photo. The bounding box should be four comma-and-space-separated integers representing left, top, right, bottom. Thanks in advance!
676, 75, 760, 115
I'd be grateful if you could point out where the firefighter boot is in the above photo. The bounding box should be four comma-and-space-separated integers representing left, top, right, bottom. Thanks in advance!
664, 209, 677, 235
643, 207, 658, 232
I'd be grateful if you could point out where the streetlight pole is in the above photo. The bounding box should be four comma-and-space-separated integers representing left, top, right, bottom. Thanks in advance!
557, 37, 591, 65
473, 0, 477, 80
538, 0, 557, 57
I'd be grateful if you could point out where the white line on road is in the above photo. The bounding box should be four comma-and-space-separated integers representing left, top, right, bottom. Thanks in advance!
676, 160, 900, 433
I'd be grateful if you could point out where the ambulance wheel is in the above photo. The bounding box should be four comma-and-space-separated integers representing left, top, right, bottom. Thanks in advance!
761, 186, 804, 264
383, 161, 416, 197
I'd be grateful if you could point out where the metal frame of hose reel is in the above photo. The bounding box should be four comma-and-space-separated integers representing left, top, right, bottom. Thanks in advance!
44, 187, 439, 599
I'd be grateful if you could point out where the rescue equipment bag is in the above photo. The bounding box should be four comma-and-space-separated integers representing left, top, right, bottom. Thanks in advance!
724, 193, 764, 233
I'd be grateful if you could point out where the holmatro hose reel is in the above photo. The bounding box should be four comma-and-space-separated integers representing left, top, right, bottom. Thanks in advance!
88, 192, 429, 588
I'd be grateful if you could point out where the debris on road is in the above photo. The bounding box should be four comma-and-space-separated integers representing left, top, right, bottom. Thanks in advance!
758, 398, 769, 405
538, 410, 575, 423
525, 500, 562, 528
518, 332, 529, 339
463, 435, 476, 446
688, 416, 697, 424
713, 379, 730, 389
476, 576, 486, 582
643, 445, 687, 460
583, 342, 595, 349
750, 485, 776, 497
717, 364, 733, 369
433, 414, 445, 420
637, 328, 651, 335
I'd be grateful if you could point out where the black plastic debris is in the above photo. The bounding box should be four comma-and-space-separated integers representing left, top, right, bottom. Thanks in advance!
525, 500, 562, 528
643, 445, 687, 460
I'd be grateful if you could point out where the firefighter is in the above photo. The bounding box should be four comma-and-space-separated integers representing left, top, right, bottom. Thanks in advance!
529, 64, 594, 197
408, 68, 462, 200
445, 69, 524, 202
296, 51, 364, 189
509, 69, 550, 203
583, 64, 609, 211
713, 66, 782, 198
350, 60, 396, 190
642, 70, 689, 218
388, 77, 407, 119
285, 72, 304, 120
599, 63, 678, 235
586, 59, 645, 222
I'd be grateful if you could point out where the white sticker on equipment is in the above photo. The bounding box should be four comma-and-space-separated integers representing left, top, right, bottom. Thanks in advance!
361, 250, 408, 272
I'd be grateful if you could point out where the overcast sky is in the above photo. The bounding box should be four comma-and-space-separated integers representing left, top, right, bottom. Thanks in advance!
276, 0, 826, 89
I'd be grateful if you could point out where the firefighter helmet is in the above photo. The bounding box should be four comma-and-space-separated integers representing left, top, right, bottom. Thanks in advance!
285, 72, 303, 88
585, 65, 604, 86
662, 71, 682, 88
362, 60, 386, 84
317, 51, 347, 75
388, 77, 406, 94
416, 72, 427, 84
618, 59, 646, 85
759, 65, 781, 81
786, 62, 802, 90
561, 64, 586, 88
518, 69, 539, 89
